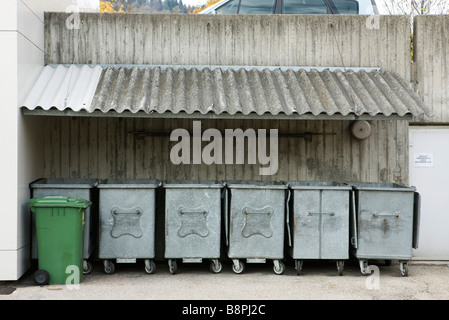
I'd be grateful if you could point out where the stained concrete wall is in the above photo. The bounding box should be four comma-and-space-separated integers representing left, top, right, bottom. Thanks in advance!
45, 13, 412, 80
413, 15, 449, 124
41, 117, 409, 185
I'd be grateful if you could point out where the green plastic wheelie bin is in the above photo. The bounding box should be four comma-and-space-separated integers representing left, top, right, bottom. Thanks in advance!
28, 197, 92, 285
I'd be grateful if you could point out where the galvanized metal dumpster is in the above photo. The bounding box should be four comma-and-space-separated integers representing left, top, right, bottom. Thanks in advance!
30, 178, 98, 274
287, 181, 352, 276
226, 181, 288, 274
97, 179, 161, 274
164, 180, 225, 274
349, 182, 420, 276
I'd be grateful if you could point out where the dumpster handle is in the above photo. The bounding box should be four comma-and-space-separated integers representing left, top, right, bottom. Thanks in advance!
112, 209, 142, 216
413, 191, 421, 249
222, 187, 229, 247
371, 212, 399, 218
286, 189, 292, 247
308, 212, 335, 216
351, 191, 358, 249
178, 207, 207, 215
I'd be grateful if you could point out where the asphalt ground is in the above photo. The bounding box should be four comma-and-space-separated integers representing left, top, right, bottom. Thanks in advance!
1, 259, 449, 302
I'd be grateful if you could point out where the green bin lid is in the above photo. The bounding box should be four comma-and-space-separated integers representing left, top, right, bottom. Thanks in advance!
28, 197, 92, 209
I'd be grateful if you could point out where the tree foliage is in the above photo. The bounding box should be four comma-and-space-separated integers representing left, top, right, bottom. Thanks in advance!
100, 0, 125, 12
190, 0, 221, 14
380, 0, 449, 15
100, 0, 192, 14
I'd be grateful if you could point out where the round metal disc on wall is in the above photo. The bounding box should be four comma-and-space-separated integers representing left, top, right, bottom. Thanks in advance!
351, 120, 372, 140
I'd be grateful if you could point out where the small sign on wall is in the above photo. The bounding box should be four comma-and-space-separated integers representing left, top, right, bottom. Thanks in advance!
414, 153, 434, 168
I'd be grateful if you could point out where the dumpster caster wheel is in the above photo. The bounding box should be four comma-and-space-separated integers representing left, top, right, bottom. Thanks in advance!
273, 260, 285, 275
400, 262, 408, 277
34, 269, 50, 285
359, 260, 369, 276
168, 260, 177, 275
232, 260, 245, 274
83, 260, 93, 275
295, 260, 303, 276
210, 260, 222, 274
103, 260, 115, 275
337, 261, 344, 276
144, 260, 156, 274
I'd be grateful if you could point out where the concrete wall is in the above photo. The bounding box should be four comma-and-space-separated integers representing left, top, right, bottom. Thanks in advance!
45, 13, 412, 80
41, 117, 409, 185
413, 15, 449, 124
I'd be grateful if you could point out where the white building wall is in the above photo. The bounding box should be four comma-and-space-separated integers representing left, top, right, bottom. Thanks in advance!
0, 0, 99, 280
409, 127, 449, 261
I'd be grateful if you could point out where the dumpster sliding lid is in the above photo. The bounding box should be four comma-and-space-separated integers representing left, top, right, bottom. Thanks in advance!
288, 181, 352, 190
97, 178, 161, 188
30, 178, 98, 189
163, 180, 225, 189
226, 180, 287, 189
348, 182, 416, 192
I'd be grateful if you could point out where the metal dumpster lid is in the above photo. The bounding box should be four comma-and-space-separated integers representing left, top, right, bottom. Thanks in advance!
97, 178, 161, 188
287, 181, 352, 190
346, 182, 416, 192
163, 180, 225, 189
30, 178, 98, 189
226, 180, 288, 190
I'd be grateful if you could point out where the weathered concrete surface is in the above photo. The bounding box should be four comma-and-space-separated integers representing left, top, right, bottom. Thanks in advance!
40, 117, 412, 195
45, 13, 412, 81
413, 15, 449, 124
1, 261, 448, 300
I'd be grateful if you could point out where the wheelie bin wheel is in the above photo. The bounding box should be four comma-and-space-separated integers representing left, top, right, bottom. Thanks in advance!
337, 260, 344, 276
168, 259, 177, 274
295, 260, 303, 276
83, 260, 93, 275
400, 262, 409, 277
273, 261, 285, 275
359, 260, 369, 275
232, 260, 245, 274
34, 269, 50, 285
210, 260, 222, 274
145, 260, 156, 274
103, 260, 115, 275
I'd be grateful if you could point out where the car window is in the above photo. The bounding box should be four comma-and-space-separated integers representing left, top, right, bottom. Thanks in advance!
239, 0, 276, 14
283, 0, 329, 14
215, 0, 239, 14
331, 0, 359, 14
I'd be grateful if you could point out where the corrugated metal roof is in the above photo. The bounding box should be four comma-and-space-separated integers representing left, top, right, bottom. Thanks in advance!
22, 64, 432, 119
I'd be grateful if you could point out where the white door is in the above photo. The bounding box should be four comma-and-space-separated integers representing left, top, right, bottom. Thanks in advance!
409, 127, 449, 260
